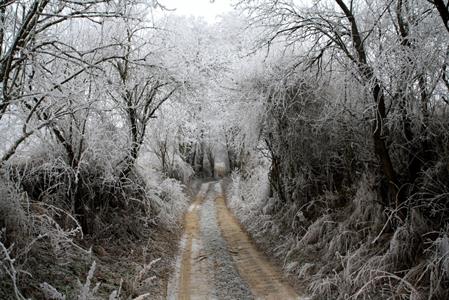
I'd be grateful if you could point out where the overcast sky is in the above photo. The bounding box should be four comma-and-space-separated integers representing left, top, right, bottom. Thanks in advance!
159, 0, 234, 22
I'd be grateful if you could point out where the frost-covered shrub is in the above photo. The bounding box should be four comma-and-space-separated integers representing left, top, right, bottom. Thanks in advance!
0, 174, 92, 298
39, 282, 66, 300
148, 176, 189, 228
0, 176, 28, 246
76, 261, 101, 300
0, 145, 188, 298
228, 166, 281, 242
228, 164, 449, 299
170, 154, 194, 183
0, 238, 25, 300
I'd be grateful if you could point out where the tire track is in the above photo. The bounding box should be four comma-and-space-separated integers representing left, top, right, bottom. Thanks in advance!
168, 180, 304, 300
216, 191, 300, 299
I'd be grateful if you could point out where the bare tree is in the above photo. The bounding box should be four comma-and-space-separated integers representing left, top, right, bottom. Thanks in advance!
430, 0, 449, 32
0, 0, 128, 165
0, 0, 122, 120
105, 21, 180, 178
237, 0, 448, 214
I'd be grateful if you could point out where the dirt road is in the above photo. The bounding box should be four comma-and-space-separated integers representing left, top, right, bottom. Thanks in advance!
167, 180, 304, 300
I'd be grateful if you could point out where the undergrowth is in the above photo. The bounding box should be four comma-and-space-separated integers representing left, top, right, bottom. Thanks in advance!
228, 167, 449, 299
0, 149, 189, 299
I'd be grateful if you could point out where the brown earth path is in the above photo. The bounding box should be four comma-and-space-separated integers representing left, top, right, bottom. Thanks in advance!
167, 180, 305, 300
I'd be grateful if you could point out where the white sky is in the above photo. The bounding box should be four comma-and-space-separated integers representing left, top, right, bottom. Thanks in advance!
160, 0, 234, 23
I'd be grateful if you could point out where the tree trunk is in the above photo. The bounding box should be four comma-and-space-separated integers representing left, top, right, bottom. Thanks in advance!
336, 0, 399, 208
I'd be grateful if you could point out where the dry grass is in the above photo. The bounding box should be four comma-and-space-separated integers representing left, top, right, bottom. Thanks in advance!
228, 169, 449, 299
0, 153, 188, 299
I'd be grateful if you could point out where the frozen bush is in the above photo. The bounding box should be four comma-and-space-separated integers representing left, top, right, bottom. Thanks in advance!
143, 172, 189, 228
39, 282, 66, 300
77, 261, 100, 300
0, 176, 28, 245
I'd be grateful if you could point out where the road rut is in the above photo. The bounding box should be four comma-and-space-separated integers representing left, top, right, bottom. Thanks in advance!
167, 180, 304, 300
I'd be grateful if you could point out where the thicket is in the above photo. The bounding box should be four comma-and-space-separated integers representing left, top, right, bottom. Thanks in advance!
227, 0, 449, 299
0, 1, 195, 298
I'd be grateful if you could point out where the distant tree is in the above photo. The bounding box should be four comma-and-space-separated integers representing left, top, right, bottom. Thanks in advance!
105, 13, 180, 177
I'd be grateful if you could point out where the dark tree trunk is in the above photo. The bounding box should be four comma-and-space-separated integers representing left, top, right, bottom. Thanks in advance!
336, 0, 400, 209
433, 0, 449, 33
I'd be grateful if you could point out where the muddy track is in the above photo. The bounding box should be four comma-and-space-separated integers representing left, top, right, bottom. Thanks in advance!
167, 180, 304, 300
